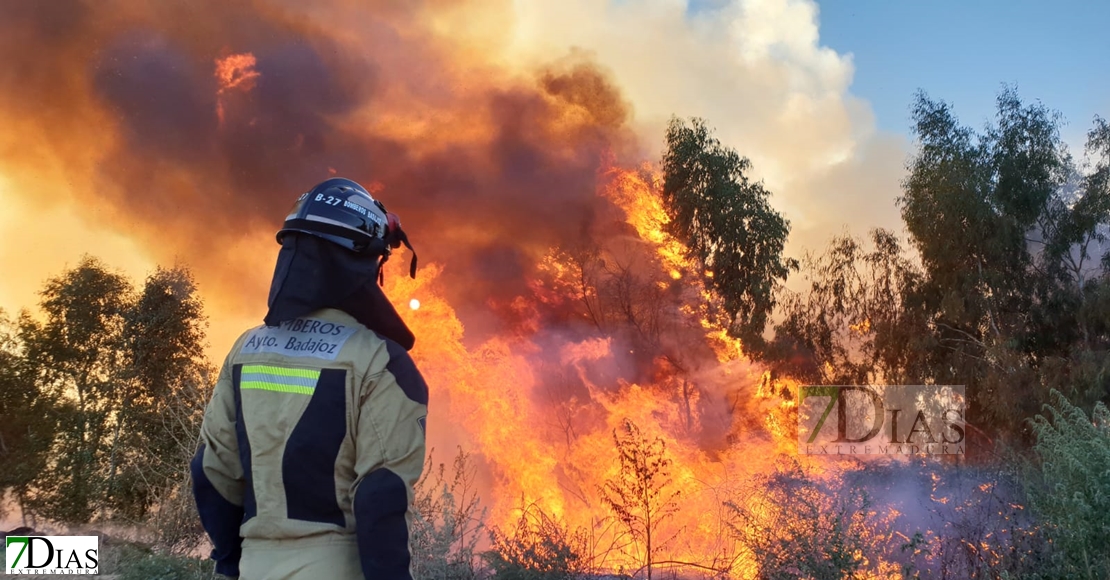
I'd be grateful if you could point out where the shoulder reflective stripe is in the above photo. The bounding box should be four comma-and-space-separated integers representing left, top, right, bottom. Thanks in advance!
243, 365, 320, 379
241, 364, 321, 395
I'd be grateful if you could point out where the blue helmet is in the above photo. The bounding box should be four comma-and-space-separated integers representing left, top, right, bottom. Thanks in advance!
277, 177, 417, 279
278, 178, 390, 254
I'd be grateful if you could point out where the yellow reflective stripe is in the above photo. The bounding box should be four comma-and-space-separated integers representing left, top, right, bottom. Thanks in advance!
242, 364, 320, 380
241, 381, 315, 395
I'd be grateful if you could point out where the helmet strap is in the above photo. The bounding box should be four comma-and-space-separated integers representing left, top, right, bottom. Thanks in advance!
377, 253, 389, 286
377, 226, 418, 286
392, 227, 418, 279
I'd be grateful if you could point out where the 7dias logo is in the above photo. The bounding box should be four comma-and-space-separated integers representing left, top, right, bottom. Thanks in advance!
5, 536, 99, 574
798, 385, 965, 455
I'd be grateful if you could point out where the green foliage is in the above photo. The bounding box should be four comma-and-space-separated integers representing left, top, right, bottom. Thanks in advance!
1025, 390, 1110, 579
599, 419, 678, 580
726, 457, 878, 580
900, 88, 1057, 293
1, 257, 210, 531
772, 229, 924, 385
662, 117, 797, 350
112, 543, 216, 580
19, 256, 133, 522
484, 503, 589, 580
771, 88, 1110, 445
894, 88, 1110, 438
108, 267, 212, 520
0, 309, 57, 501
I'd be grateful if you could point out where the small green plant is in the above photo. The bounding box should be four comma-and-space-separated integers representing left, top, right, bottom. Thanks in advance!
115, 544, 216, 580
1025, 389, 1110, 579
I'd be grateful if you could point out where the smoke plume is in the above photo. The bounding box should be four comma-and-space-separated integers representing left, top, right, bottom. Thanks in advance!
0, 0, 905, 350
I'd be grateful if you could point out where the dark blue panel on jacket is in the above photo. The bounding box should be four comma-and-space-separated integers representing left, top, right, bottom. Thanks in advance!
384, 338, 429, 405
190, 444, 244, 577
231, 363, 257, 521
355, 468, 411, 580
283, 367, 347, 527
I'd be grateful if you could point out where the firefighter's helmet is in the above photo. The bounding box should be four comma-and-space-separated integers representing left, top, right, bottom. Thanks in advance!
277, 177, 391, 254
277, 177, 417, 278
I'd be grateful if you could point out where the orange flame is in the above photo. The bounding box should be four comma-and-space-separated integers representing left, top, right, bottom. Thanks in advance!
215, 53, 261, 93
215, 52, 260, 127
377, 164, 808, 576
0, 4, 846, 572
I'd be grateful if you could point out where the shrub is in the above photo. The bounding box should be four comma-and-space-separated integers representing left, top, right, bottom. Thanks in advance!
411, 448, 487, 580
1025, 390, 1110, 579
147, 478, 206, 556
114, 543, 216, 580
726, 457, 879, 580
483, 502, 589, 580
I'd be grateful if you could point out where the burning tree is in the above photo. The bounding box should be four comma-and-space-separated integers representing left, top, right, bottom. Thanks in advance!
662, 117, 797, 354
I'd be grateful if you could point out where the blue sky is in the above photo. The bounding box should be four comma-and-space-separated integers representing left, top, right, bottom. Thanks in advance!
813, 0, 1110, 150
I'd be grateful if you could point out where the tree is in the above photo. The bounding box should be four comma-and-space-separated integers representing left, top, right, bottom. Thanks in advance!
599, 419, 678, 580
1040, 117, 1110, 412
898, 90, 1039, 422
0, 257, 213, 545
0, 309, 58, 523
759, 88, 1110, 447
898, 89, 1110, 439
771, 229, 924, 385
107, 266, 210, 519
20, 256, 132, 522
661, 117, 797, 352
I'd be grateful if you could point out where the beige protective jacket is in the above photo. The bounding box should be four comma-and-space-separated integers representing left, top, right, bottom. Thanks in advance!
191, 307, 428, 580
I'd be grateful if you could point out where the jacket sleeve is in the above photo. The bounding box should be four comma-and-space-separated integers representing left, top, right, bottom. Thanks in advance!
191, 358, 246, 577
351, 338, 429, 580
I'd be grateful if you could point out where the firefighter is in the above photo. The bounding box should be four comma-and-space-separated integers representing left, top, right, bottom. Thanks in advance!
191, 177, 428, 580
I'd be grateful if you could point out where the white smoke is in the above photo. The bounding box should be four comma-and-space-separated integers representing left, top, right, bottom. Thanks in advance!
501, 0, 908, 253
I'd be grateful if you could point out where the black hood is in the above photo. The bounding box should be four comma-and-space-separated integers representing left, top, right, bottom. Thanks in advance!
264, 233, 416, 350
